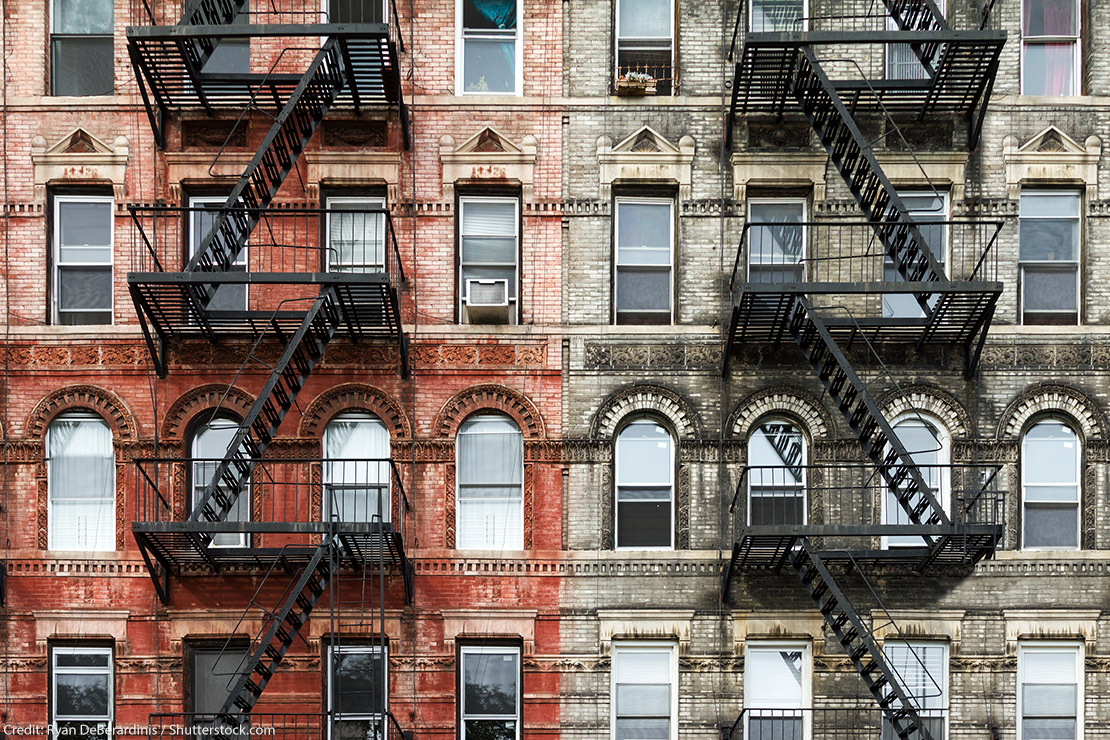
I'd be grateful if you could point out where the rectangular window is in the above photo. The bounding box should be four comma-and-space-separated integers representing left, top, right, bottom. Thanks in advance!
459, 197, 519, 324
1019, 643, 1082, 740
190, 643, 250, 725
48, 413, 115, 551
615, 199, 673, 325
881, 642, 947, 740
53, 195, 113, 325
1022, 420, 1080, 550
611, 643, 677, 740
745, 644, 809, 740
615, 0, 674, 95
326, 196, 387, 273
457, 0, 521, 95
328, 0, 386, 23
190, 196, 248, 313
328, 644, 387, 740
887, 0, 945, 80
460, 646, 520, 740
747, 200, 805, 284
883, 192, 948, 318
52, 646, 113, 740
750, 0, 805, 32
1022, 0, 1080, 95
1020, 191, 1080, 325
201, 1, 250, 76
51, 0, 113, 96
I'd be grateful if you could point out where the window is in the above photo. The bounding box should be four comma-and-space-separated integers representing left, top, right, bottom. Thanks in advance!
324, 413, 391, 524
328, 644, 387, 740
51, 646, 113, 740
615, 0, 674, 95
190, 196, 248, 312
326, 196, 387, 273
1020, 192, 1080, 325
611, 643, 677, 740
887, 0, 945, 80
459, 197, 519, 325
747, 420, 806, 526
1022, 0, 1080, 95
52, 195, 113, 325
884, 414, 949, 548
1019, 643, 1082, 740
457, 0, 521, 94
881, 642, 947, 740
456, 414, 523, 550
615, 419, 674, 549
459, 646, 520, 740
747, 200, 805, 284
745, 644, 809, 739
1022, 419, 1080, 549
615, 199, 673, 325
201, 1, 249, 76
190, 643, 250, 725
328, 0, 386, 23
883, 192, 947, 318
191, 416, 250, 548
48, 413, 115, 551
750, 0, 805, 32
51, 0, 113, 96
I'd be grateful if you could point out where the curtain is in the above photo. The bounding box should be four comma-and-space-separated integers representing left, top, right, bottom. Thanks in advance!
49, 417, 114, 550
464, 0, 516, 29
325, 416, 390, 522
457, 417, 523, 549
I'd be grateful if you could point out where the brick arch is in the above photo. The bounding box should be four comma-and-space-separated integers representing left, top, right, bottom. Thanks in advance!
590, 384, 701, 441
998, 384, 1105, 441
728, 386, 832, 441
298, 383, 411, 438
434, 384, 545, 439
26, 385, 138, 441
880, 384, 972, 438
161, 384, 257, 441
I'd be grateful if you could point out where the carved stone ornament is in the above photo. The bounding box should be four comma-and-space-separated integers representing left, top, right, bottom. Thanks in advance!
439, 128, 538, 201
1003, 126, 1101, 200
597, 126, 695, 201
997, 383, 1106, 441
728, 386, 833, 441
433, 384, 545, 439
31, 129, 129, 203
298, 383, 411, 438
161, 384, 256, 441
26, 384, 138, 441
590, 384, 702, 441
731, 149, 827, 202
305, 149, 401, 203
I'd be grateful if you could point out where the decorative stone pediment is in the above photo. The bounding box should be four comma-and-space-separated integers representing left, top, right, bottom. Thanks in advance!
598, 127, 695, 200
439, 128, 538, 200
163, 151, 253, 202
599, 609, 696, 650
877, 151, 970, 201
31, 129, 129, 202
1003, 127, 1100, 200
305, 151, 402, 203
731, 150, 827, 202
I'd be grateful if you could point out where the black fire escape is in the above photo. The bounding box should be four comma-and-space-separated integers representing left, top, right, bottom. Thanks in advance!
721, 1, 1004, 738
125, 0, 412, 735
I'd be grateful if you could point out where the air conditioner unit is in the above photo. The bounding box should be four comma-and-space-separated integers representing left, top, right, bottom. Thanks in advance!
464, 278, 511, 324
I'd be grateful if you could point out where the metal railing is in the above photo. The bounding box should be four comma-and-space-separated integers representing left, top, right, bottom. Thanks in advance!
724, 706, 947, 740
144, 712, 410, 740
131, 0, 405, 39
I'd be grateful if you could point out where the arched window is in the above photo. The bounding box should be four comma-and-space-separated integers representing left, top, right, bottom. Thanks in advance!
884, 414, 949, 548
615, 418, 674, 549
747, 419, 806, 526
324, 412, 391, 524
1022, 419, 1081, 550
457, 414, 523, 550
47, 412, 114, 551
190, 416, 249, 548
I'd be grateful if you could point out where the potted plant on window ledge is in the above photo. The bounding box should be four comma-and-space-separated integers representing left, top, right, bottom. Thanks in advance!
615, 71, 657, 96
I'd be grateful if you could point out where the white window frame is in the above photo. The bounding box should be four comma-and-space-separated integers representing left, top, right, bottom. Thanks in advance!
610, 642, 678, 740
1020, 0, 1081, 96
459, 645, 521, 740
458, 196, 520, 325
1018, 642, 1083, 740
749, 0, 808, 32
615, 417, 675, 551
191, 416, 250, 549
880, 641, 948, 740
51, 646, 113, 735
50, 0, 114, 97
323, 412, 391, 524
747, 199, 807, 283
47, 412, 116, 552
883, 191, 949, 319
744, 642, 812, 740
1019, 190, 1081, 326
614, 198, 675, 325
327, 643, 388, 740
883, 412, 951, 548
456, 414, 524, 550
52, 194, 114, 326
614, 0, 675, 93
189, 195, 249, 311
325, 196, 388, 273
455, 0, 523, 96
747, 418, 807, 527
1021, 418, 1081, 551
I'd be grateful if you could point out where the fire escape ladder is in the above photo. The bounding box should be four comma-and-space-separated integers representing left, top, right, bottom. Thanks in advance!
179, 0, 249, 74
764, 421, 805, 479
188, 288, 342, 536
186, 38, 348, 306
792, 47, 946, 318
882, 0, 948, 77
790, 540, 937, 740
788, 296, 951, 538
216, 536, 338, 721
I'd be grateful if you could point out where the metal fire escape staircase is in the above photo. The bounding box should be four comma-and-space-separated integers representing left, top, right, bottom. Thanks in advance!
722, 3, 1005, 738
